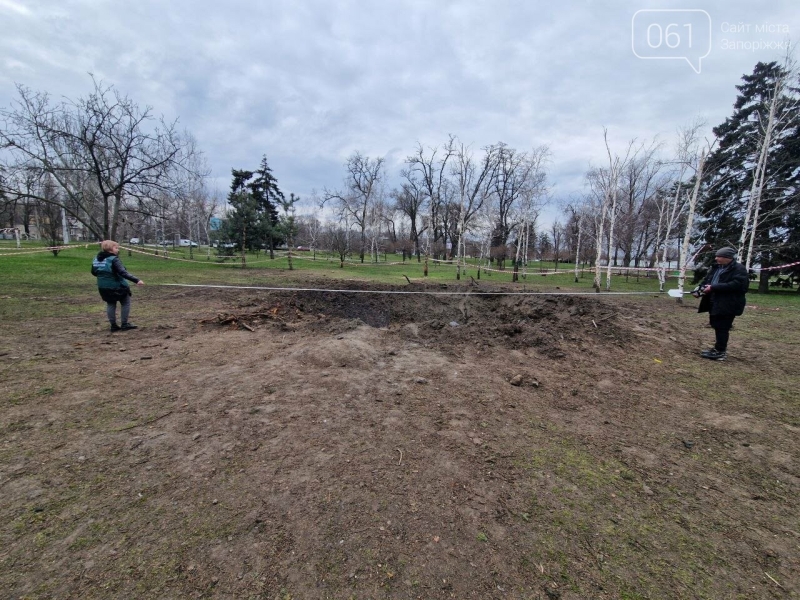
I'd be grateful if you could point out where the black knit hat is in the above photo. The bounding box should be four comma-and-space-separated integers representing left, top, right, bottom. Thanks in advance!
715, 247, 736, 259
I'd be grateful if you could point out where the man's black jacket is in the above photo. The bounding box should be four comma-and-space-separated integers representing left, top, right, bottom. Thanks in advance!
698, 261, 749, 316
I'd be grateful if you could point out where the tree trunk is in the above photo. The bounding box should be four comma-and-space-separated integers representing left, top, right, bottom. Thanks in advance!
677, 146, 710, 299
758, 268, 770, 294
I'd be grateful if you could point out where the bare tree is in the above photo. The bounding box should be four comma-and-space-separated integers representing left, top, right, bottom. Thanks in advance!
511, 146, 550, 274
551, 220, 564, 270
0, 78, 206, 240
616, 138, 664, 267
471, 202, 497, 269
366, 189, 389, 262
491, 144, 530, 269
323, 152, 384, 263
405, 137, 456, 260
564, 198, 592, 282
393, 169, 427, 260
326, 220, 351, 268
588, 129, 636, 290
676, 137, 717, 298
298, 200, 324, 259
654, 120, 704, 290
451, 141, 500, 278
36, 175, 64, 254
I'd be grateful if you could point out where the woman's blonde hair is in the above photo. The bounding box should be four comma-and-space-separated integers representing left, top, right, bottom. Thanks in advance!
100, 240, 119, 252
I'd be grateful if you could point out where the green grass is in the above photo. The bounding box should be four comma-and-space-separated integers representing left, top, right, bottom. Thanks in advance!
2, 243, 798, 325
517, 428, 734, 599
0, 242, 692, 289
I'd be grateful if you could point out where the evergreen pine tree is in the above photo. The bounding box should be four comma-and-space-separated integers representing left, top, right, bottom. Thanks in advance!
222, 157, 287, 261
701, 61, 800, 292
251, 155, 285, 258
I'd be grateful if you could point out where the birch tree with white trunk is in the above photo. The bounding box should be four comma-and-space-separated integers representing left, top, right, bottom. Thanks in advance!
739, 52, 799, 270
589, 129, 635, 291
654, 121, 704, 291
564, 200, 591, 283
676, 137, 717, 300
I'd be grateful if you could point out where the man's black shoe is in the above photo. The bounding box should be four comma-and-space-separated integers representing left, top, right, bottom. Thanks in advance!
120, 323, 138, 331
110, 323, 121, 332
701, 349, 726, 361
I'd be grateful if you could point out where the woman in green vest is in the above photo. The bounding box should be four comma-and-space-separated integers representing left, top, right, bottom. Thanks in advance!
91, 240, 145, 331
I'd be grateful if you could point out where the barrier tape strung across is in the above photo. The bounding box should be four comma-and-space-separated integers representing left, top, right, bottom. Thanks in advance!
123, 253, 800, 274
159, 283, 667, 297
758, 260, 800, 272
123, 246, 353, 267
2, 243, 800, 275
120, 245, 251, 266
429, 258, 460, 264
157, 250, 680, 276
288, 254, 432, 267
467, 264, 676, 277
0, 244, 88, 256
276, 254, 672, 274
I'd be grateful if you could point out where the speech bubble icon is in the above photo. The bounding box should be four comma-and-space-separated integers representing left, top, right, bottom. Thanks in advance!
632, 9, 712, 74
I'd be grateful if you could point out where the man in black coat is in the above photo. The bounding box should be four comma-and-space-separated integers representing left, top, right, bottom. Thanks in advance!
693, 247, 749, 361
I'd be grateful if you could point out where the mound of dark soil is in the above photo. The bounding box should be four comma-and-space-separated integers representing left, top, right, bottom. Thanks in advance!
202, 283, 639, 360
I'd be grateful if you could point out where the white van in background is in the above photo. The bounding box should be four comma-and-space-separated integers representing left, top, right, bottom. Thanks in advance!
178, 239, 198, 247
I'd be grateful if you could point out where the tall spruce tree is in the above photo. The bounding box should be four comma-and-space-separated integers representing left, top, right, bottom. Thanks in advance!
223, 157, 286, 260
224, 169, 261, 259
251, 155, 284, 259
701, 61, 800, 292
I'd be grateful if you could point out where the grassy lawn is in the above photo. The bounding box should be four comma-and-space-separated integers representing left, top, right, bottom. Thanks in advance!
0, 241, 693, 289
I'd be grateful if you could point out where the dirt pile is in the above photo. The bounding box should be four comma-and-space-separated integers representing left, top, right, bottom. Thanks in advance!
202, 285, 640, 360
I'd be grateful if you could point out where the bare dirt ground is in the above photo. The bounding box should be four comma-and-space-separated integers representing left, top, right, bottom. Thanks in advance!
1, 279, 798, 599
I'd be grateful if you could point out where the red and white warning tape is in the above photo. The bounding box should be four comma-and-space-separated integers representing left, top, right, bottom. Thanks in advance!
756, 260, 800, 272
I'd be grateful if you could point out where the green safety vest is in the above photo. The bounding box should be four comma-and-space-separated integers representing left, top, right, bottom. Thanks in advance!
92, 256, 128, 289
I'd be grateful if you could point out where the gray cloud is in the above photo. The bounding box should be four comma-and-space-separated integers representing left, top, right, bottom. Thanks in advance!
1, 0, 797, 220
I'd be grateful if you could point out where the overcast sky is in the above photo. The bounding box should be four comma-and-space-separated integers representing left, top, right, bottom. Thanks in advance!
1, 0, 797, 224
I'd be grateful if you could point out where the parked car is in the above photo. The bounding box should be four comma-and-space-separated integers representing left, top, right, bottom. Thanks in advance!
178, 239, 198, 247
129, 237, 141, 245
